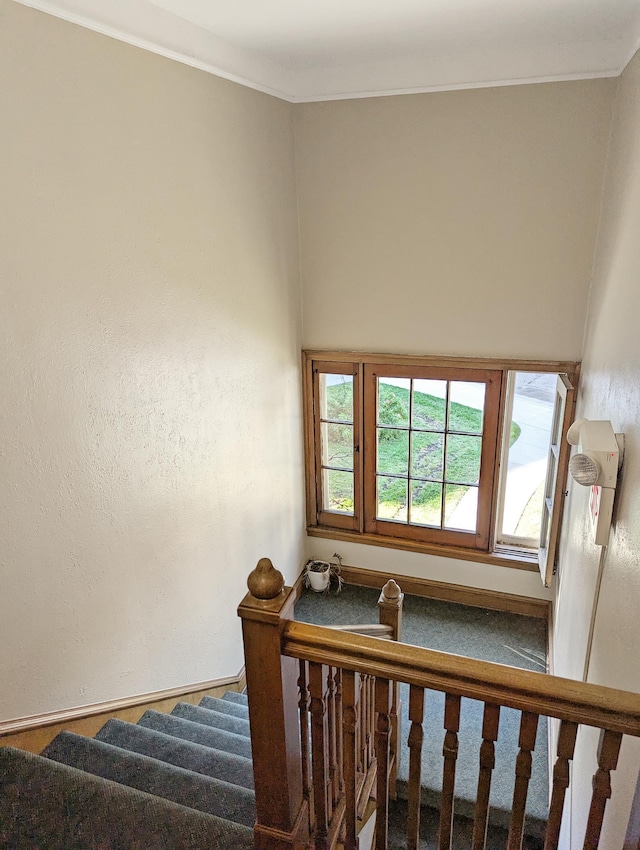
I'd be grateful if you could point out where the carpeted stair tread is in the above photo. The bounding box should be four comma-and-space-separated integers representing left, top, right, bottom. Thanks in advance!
42, 731, 256, 828
0, 746, 254, 850
171, 702, 251, 737
137, 710, 253, 758
199, 695, 249, 719
96, 718, 254, 789
223, 691, 248, 706
387, 798, 512, 850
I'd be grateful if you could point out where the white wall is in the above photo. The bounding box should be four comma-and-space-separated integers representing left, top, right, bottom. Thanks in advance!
553, 49, 640, 848
0, 1, 305, 721
308, 538, 552, 599
295, 81, 613, 596
295, 82, 613, 361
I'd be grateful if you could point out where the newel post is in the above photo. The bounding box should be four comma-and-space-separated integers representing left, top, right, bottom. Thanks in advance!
378, 579, 403, 642
378, 579, 404, 799
238, 558, 309, 850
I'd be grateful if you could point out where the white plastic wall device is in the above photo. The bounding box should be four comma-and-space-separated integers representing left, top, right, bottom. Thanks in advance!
566, 419, 624, 545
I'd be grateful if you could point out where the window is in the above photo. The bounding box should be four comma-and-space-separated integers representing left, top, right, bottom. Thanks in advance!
303, 352, 577, 580
312, 361, 360, 532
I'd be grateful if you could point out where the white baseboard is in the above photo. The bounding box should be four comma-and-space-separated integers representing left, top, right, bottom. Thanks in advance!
0, 668, 245, 736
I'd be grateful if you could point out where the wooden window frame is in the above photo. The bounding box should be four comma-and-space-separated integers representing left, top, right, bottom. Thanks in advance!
303, 351, 579, 573
494, 371, 541, 551
310, 360, 362, 532
537, 374, 575, 587
362, 363, 501, 551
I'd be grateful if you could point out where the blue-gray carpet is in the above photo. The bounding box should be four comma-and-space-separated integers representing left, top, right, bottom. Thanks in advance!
295, 583, 549, 842
0, 691, 255, 850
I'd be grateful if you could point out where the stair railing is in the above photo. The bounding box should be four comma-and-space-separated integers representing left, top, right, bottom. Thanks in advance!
297, 578, 403, 850
238, 559, 640, 850
238, 559, 401, 850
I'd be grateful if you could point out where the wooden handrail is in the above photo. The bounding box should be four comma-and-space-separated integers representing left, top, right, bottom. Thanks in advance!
282, 620, 640, 737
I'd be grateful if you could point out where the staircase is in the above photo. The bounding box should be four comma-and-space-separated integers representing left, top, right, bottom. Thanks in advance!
0, 689, 527, 850
0, 691, 256, 849
3, 560, 640, 850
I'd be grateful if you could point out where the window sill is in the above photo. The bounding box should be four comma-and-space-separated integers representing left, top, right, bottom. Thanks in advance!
306, 526, 540, 572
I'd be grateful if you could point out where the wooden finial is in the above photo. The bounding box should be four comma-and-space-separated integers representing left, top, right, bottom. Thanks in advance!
247, 557, 285, 600
380, 579, 402, 603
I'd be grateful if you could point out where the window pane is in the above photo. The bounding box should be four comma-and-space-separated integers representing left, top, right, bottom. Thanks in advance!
321, 422, 353, 470
322, 469, 354, 514
540, 500, 552, 554
320, 374, 353, 422
378, 378, 410, 427
410, 481, 442, 527
448, 382, 485, 433
444, 483, 477, 531
412, 379, 447, 430
500, 372, 556, 542
411, 431, 444, 480
446, 434, 482, 484
377, 475, 408, 522
377, 428, 409, 475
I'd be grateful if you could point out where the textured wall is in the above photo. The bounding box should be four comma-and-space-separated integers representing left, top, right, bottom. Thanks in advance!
295, 81, 613, 360
0, 1, 304, 721
553, 49, 640, 848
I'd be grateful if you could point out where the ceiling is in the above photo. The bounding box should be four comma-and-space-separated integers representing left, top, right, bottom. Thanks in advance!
16, 0, 640, 101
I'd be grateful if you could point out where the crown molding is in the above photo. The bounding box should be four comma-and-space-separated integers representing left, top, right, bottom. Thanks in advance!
619, 28, 640, 74
13, 0, 632, 102
289, 70, 620, 104
13, 0, 294, 100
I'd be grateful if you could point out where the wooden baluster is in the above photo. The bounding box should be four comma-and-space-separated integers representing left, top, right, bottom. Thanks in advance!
388, 679, 399, 801
375, 677, 392, 850
543, 720, 578, 850
332, 668, 346, 848
369, 675, 377, 766
298, 659, 314, 833
363, 674, 373, 774
472, 703, 500, 850
406, 686, 425, 850
335, 668, 345, 800
362, 676, 372, 771
583, 729, 623, 850
327, 665, 338, 816
508, 711, 539, 850
359, 674, 366, 774
357, 673, 365, 775
342, 670, 359, 850
379, 581, 404, 801
355, 672, 378, 822
360, 674, 371, 773
309, 661, 330, 850
439, 694, 461, 850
